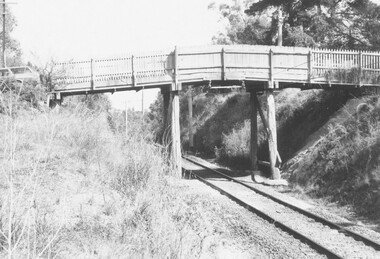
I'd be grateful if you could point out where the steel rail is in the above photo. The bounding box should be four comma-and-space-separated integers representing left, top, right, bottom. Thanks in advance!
185, 162, 342, 259
183, 156, 380, 252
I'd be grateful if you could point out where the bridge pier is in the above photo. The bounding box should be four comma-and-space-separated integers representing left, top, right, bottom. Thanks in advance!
266, 89, 280, 180
188, 86, 194, 150
161, 88, 170, 143
248, 86, 281, 180
47, 93, 62, 108
170, 83, 182, 178
249, 90, 259, 175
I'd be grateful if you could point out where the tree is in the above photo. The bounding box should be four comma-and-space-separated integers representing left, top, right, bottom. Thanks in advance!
0, 5, 22, 66
209, 0, 272, 45
245, 0, 380, 50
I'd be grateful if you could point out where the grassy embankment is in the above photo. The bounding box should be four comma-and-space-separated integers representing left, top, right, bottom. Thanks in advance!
0, 82, 255, 258
284, 94, 380, 219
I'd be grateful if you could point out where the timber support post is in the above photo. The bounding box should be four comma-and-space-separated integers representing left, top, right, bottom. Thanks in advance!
48, 92, 62, 108
188, 86, 194, 150
161, 87, 170, 144
249, 90, 259, 175
170, 46, 182, 178
170, 83, 182, 178
266, 87, 280, 179
267, 48, 280, 179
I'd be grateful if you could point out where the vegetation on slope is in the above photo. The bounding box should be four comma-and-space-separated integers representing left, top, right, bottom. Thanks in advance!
284, 94, 380, 218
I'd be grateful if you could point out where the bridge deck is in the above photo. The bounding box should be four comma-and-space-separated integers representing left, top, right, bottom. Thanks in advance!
53, 45, 380, 96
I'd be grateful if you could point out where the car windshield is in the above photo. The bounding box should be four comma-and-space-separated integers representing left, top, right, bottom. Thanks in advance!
10, 67, 31, 74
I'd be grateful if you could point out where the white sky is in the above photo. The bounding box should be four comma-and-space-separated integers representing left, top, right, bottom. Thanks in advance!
8, 0, 380, 110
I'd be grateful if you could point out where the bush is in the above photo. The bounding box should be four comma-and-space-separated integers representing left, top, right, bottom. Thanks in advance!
0, 79, 47, 114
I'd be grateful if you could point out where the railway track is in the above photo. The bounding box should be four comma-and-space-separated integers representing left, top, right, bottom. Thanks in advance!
183, 155, 380, 259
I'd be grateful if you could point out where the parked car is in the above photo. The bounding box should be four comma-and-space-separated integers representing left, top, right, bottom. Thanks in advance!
0, 66, 40, 83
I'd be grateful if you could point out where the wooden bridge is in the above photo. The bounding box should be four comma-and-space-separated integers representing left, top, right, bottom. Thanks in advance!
51, 44, 380, 179
52, 45, 380, 97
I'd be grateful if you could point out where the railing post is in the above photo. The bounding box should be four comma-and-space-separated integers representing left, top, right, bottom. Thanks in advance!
358, 51, 362, 86
131, 55, 136, 87
173, 46, 179, 90
221, 47, 226, 81
90, 58, 94, 90
269, 49, 274, 88
308, 50, 313, 84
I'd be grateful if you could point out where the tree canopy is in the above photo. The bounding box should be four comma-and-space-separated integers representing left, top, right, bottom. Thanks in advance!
0, 5, 22, 66
211, 0, 380, 50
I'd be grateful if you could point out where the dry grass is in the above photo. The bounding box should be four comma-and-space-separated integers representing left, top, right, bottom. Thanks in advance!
0, 82, 258, 258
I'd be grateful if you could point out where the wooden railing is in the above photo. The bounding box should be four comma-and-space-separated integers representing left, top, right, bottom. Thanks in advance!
53, 45, 380, 94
